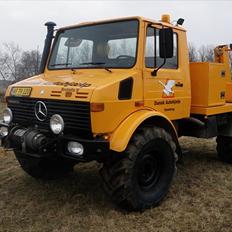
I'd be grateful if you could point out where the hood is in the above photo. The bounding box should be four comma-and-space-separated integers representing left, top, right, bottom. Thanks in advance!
6, 69, 137, 101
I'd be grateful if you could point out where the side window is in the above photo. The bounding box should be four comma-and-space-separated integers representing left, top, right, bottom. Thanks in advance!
145, 27, 178, 69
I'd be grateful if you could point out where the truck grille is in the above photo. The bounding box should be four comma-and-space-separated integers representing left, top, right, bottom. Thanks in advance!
7, 97, 91, 134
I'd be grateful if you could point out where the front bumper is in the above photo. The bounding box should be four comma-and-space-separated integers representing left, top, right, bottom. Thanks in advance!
58, 135, 110, 161
0, 123, 109, 162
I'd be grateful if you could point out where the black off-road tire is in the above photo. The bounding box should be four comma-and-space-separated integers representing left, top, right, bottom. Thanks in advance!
216, 136, 232, 163
14, 151, 75, 180
100, 126, 178, 211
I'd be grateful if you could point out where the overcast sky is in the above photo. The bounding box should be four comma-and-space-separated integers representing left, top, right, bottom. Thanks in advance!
0, 0, 232, 51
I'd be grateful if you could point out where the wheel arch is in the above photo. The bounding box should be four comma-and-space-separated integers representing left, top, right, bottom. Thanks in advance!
110, 110, 181, 157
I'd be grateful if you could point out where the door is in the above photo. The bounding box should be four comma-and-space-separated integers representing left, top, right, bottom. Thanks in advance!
143, 25, 190, 120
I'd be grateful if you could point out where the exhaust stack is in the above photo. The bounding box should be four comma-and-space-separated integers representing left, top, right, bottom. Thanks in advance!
39, 21, 56, 74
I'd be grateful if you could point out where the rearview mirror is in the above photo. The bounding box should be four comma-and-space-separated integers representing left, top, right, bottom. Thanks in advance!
64, 37, 82, 47
159, 28, 174, 58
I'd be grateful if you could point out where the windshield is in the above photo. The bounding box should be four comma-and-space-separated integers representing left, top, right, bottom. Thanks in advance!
48, 20, 139, 70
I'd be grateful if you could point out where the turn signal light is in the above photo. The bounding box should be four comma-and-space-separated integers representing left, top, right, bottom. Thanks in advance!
135, 101, 144, 107
91, 103, 105, 112
103, 135, 110, 140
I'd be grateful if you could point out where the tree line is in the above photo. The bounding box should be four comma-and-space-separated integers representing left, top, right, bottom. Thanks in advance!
0, 42, 231, 84
0, 42, 41, 82
189, 43, 232, 63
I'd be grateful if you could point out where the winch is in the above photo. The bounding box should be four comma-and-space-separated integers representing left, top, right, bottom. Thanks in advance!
9, 127, 47, 152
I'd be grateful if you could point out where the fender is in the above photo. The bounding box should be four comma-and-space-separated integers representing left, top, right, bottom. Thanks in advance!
110, 109, 179, 152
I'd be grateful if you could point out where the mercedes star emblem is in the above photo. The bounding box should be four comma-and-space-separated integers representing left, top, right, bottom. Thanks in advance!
34, 101, 48, 121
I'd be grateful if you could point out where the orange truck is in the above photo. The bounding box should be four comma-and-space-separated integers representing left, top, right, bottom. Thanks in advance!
0, 15, 231, 211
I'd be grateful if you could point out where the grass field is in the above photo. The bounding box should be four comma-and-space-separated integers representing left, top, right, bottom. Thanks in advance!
1, 102, 232, 232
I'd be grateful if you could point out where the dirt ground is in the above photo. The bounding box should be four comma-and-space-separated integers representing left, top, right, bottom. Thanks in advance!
0, 103, 232, 232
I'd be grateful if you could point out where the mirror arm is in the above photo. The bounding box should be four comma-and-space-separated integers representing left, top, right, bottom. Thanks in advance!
151, 57, 166, 76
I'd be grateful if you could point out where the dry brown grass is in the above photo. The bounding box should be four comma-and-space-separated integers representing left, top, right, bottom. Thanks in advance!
0, 102, 4, 117
1, 102, 232, 232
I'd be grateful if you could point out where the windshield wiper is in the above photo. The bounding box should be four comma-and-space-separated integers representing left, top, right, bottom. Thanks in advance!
80, 62, 105, 65
50, 62, 72, 67
79, 62, 112, 73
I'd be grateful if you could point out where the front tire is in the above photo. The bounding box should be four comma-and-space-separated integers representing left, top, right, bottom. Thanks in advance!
100, 126, 178, 211
14, 151, 75, 180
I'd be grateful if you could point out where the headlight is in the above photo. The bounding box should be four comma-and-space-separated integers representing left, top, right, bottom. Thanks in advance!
0, 127, 8, 137
3, 108, 13, 124
50, 114, 64, 134
67, 141, 84, 156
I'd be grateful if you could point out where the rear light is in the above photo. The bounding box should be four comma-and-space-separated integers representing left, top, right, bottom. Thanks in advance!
91, 103, 105, 112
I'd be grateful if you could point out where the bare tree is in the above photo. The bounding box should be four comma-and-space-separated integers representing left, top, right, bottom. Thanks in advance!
0, 43, 41, 82
198, 45, 207, 62
205, 45, 214, 62
17, 49, 41, 80
0, 42, 21, 81
188, 43, 198, 62
198, 45, 214, 62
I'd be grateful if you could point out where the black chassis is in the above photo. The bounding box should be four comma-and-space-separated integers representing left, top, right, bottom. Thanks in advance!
0, 121, 110, 162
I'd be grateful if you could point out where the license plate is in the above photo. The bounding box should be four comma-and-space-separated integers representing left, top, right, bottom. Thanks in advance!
11, 87, 32, 97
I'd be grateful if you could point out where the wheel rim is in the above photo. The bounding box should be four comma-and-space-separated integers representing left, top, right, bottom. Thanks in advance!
137, 152, 161, 190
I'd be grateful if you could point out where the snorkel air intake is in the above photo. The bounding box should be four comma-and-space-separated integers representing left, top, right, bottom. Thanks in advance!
39, 21, 56, 74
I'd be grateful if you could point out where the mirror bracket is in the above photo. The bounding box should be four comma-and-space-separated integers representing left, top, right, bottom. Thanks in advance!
151, 27, 174, 76
151, 57, 166, 76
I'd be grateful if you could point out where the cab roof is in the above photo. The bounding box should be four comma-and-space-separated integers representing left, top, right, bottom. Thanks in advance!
57, 16, 186, 32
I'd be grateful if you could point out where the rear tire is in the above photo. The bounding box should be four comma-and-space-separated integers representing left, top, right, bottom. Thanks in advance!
14, 151, 75, 180
216, 136, 232, 163
100, 126, 178, 211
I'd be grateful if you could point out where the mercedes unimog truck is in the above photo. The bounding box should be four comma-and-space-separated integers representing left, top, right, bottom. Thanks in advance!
0, 15, 232, 211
